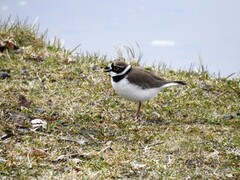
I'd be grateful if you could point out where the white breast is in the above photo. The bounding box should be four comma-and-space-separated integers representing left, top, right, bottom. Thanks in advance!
111, 78, 160, 102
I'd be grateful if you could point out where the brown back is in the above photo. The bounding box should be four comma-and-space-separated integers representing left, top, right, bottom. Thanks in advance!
127, 67, 169, 89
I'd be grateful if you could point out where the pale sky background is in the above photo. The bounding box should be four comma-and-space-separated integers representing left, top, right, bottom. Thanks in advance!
1, 0, 240, 77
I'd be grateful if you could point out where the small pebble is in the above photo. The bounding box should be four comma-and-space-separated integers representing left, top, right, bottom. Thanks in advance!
31, 119, 47, 130
222, 115, 234, 120
1, 133, 14, 140
89, 64, 98, 70
18, 127, 29, 133
20, 66, 28, 75
0, 157, 7, 163
34, 107, 46, 114
0, 72, 10, 79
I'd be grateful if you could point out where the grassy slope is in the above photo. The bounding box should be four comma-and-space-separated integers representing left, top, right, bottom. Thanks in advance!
0, 21, 240, 179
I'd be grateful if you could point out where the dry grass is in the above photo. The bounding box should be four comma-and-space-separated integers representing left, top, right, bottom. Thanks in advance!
0, 19, 240, 179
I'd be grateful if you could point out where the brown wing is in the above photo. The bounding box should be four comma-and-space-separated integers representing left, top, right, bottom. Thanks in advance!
127, 67, 168, 89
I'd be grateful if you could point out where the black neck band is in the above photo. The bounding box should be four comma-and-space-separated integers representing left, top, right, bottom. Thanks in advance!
112, 67, 132, 82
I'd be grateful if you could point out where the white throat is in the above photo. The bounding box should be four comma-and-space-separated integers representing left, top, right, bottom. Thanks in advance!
109, 65, 132, 77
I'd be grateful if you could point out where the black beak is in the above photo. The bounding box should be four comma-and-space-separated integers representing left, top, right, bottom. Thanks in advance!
104, 66, 111, 72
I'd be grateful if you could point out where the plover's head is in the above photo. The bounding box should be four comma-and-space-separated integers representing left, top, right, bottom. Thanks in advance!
104, 60, 131, 77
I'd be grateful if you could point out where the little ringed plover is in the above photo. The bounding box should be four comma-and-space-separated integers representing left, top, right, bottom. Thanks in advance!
104, 59, 186, 118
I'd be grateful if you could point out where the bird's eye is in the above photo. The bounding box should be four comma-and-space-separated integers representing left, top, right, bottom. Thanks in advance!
113, 67, 120, 71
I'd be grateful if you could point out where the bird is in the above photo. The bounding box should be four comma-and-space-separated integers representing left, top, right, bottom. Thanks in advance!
104, 59, 186, 118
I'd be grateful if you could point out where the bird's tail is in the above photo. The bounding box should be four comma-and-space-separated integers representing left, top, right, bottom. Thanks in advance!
172, 81, 186, 86
161, 81, 186, 89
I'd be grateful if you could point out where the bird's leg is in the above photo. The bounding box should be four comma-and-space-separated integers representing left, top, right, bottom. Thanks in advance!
135, 102, 141, 119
